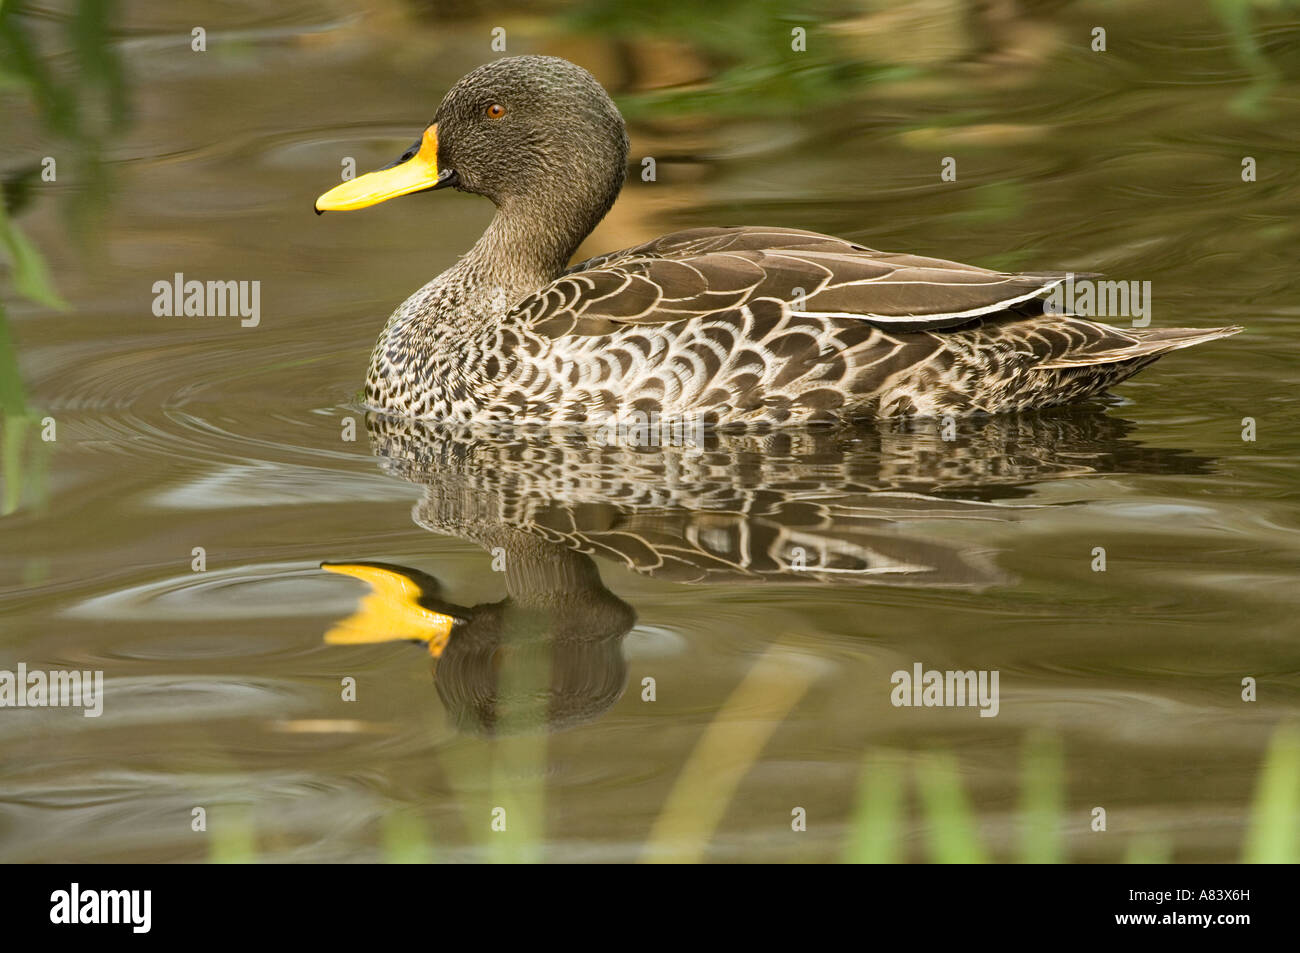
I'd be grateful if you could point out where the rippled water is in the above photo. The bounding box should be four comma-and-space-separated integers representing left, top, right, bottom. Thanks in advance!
2, 0, 1298, 862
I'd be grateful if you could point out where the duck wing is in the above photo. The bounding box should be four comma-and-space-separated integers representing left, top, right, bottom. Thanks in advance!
514, 226, 1072, 336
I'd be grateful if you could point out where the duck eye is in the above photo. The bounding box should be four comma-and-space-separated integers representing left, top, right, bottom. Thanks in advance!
486, 103, 506, 119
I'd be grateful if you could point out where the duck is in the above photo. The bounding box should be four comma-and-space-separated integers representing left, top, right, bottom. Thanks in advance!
315, 55, 1240, 426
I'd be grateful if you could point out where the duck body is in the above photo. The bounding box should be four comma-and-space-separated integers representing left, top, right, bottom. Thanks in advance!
319, 56, 1239, 426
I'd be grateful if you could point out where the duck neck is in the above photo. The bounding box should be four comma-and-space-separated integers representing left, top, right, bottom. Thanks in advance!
443, 195, 598, 322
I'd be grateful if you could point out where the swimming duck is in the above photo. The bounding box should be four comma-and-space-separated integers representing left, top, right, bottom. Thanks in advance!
315, 56, 1239, 426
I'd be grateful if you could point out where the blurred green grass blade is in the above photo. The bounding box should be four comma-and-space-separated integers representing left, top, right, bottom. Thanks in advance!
1019, 730, 1064, 863
1124, 835, 1171, 864
916, 751, 987, 863
644, 645, 820, 864
845, 753, 905, 863
1211, 0, 1280, 117
0, 298, 37, 516
488, 732, 547, 864
0, 203, 66, 309
0, 300, 27, 414
1, 299, 51, 516
208, 804, 257, 863
0, 0, 79, 136
1243, 722, 1300, 863
72, 0, 130, 128
382, 812, 435, 864
483, 641, 552, 864
2, 414, 29, 514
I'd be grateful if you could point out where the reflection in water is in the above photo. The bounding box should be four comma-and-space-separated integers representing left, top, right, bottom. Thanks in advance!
324, 408, 1214, 733
324, 549, 632, 735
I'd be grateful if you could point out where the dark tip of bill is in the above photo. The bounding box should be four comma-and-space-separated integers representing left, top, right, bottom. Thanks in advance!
314, 204, 325, 216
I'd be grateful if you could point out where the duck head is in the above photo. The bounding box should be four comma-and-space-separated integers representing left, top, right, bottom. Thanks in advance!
314, 55, 629, 244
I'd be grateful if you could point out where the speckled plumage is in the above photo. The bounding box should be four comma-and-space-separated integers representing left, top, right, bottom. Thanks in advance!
345, 57, 1239, 425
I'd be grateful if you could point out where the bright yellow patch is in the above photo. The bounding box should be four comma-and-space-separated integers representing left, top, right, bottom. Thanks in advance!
322, 562, 455, 657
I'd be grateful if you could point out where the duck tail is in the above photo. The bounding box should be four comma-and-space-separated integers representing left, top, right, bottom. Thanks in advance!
1032, 324, 1243, 370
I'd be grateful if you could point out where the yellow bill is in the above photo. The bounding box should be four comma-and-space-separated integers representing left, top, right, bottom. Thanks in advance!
322, 561, 457, 657
314, 125, 445, 213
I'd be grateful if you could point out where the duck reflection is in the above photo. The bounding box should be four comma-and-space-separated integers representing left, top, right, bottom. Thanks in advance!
323, 536, 633, 734
322, 408, 1212, 732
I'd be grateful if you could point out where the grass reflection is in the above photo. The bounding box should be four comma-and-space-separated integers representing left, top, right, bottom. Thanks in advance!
0, 0, 130, 513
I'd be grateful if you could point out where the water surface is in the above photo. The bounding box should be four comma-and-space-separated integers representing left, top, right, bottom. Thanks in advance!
2, 0, 1298, 862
